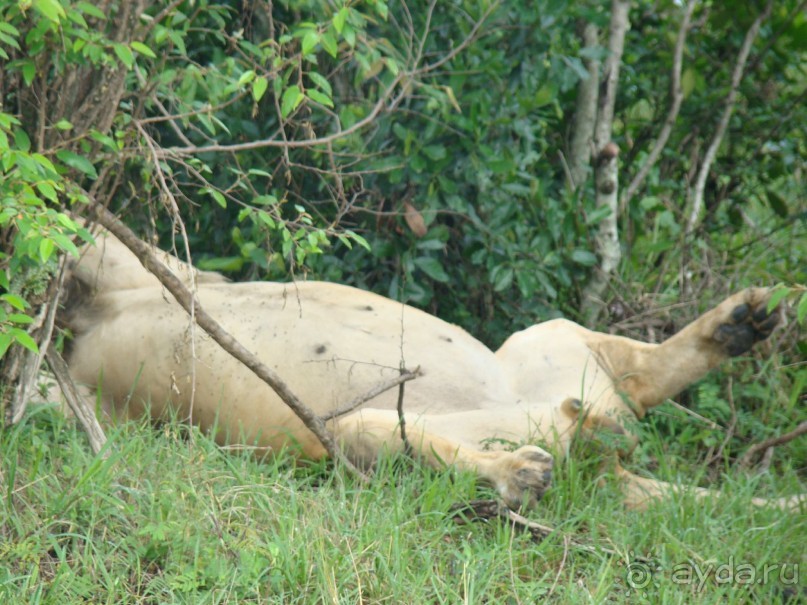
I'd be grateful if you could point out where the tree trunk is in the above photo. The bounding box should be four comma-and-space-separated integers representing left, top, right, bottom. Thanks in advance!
568, 21, 600, 191
581, 0, 630, 324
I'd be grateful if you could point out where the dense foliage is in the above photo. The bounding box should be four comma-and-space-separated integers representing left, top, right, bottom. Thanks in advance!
1, 0, 805, 339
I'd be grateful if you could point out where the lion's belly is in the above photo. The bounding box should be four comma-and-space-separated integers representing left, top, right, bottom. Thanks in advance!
68, 281, 515, 454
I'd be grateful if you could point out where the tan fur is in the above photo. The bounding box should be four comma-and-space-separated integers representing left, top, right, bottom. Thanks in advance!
63, 232, 803, 511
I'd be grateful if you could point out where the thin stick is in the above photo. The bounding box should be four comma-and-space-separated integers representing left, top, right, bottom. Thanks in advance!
736, 421, 807, 470
665, 399, 720, 430
450, 499, 654, 565
397, 367, 414, 457
320, 368, 421, 421
46, 348, 109, 458
9, 257, 68, 424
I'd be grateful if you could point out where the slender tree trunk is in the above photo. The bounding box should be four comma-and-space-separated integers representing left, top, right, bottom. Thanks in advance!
582, 0, 630, 323
568, 22, 600, 191
621, 0, 696, 212
685, 1, 772, 235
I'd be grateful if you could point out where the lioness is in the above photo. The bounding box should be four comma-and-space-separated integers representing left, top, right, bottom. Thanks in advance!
62, 229, 802, 511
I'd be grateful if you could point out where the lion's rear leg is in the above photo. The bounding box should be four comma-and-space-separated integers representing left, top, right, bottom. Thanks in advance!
614, 463, 805, 512
334, 408, 554, 510
596, 288, 782, 414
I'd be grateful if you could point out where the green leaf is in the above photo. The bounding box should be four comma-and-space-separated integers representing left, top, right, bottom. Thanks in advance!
9, 328, 38, 353
197, 256, 244, 272
0, 22, 20, 36
1, 293, 28, 311
113, 44, 134, 68
0, 334, 12, 359
21, 60, 36, 86
308, 71, 333, 97
343, 24, 356, 48
333, 7, 349, 34
204, 188, 227, 208
252, 194, 278, 205
34, 0, 66, 23
534, 84, 556, 108
766, 286, 790, 314
344, 230, 370, 251
307, 89, 333, 108
13, 128, 31, 152
491, 265, 514, 292
50, 233, 79, 256
237, 70, 256, 86
421, 145, 446, 161
131, 41, 157, 58
414, 256, 450, 283
56, 150, 98, 178
320, 31, 337, 58
39, 237, 55, 262
252, 77, 269, 101
76, 1, 106, 19
257, 210, 275, 228
797, 293, 807, 325
54, 119, 73, 130
682, 68, 697, 99
36, 182, 58, 202
301, 30, 320, 56
281, 85, 303, 118
570, 250, 598, 266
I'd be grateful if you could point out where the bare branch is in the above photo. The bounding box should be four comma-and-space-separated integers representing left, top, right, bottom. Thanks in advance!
86, 203, 369, 481
396, 367, 414, 457
7, 258, 68, 425
159, 72, 406, 158
319, 368, 421, 422
736, 421, 807, 470
156, 3, 499, 159
621, 0, 696, 211
46, 348, 110, 458
450, 499, 654, 564
685, 0, 772, 235
135, 121, 200, 428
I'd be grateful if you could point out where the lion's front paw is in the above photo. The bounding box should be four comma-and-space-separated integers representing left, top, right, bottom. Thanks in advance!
713, 288, 781, 356
494, 445, 553, 511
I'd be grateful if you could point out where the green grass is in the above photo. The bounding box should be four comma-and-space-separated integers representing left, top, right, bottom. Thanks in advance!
1, 403, 804, 604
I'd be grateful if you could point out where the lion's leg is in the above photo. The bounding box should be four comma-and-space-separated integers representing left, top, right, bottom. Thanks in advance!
614, 463, 804, 512
334, 408, 553, 510
593, 288, 780, 414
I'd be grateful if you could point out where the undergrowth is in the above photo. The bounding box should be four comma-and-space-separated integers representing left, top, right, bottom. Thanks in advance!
1, 401, 804, 604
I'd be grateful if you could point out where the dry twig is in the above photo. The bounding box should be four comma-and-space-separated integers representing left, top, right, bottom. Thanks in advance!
319, 368, 421, 422
450, 499, 654, 564
46, 348, 110, 458
736, 421, 807, 470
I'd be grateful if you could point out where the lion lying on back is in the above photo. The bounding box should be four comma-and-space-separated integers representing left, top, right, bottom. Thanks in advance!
61, 229, 803, 511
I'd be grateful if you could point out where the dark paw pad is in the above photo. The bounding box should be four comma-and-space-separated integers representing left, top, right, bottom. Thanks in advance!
714, 300, 780, 356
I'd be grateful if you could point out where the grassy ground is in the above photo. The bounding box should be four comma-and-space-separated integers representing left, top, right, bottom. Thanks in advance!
1, 400, 804, 604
